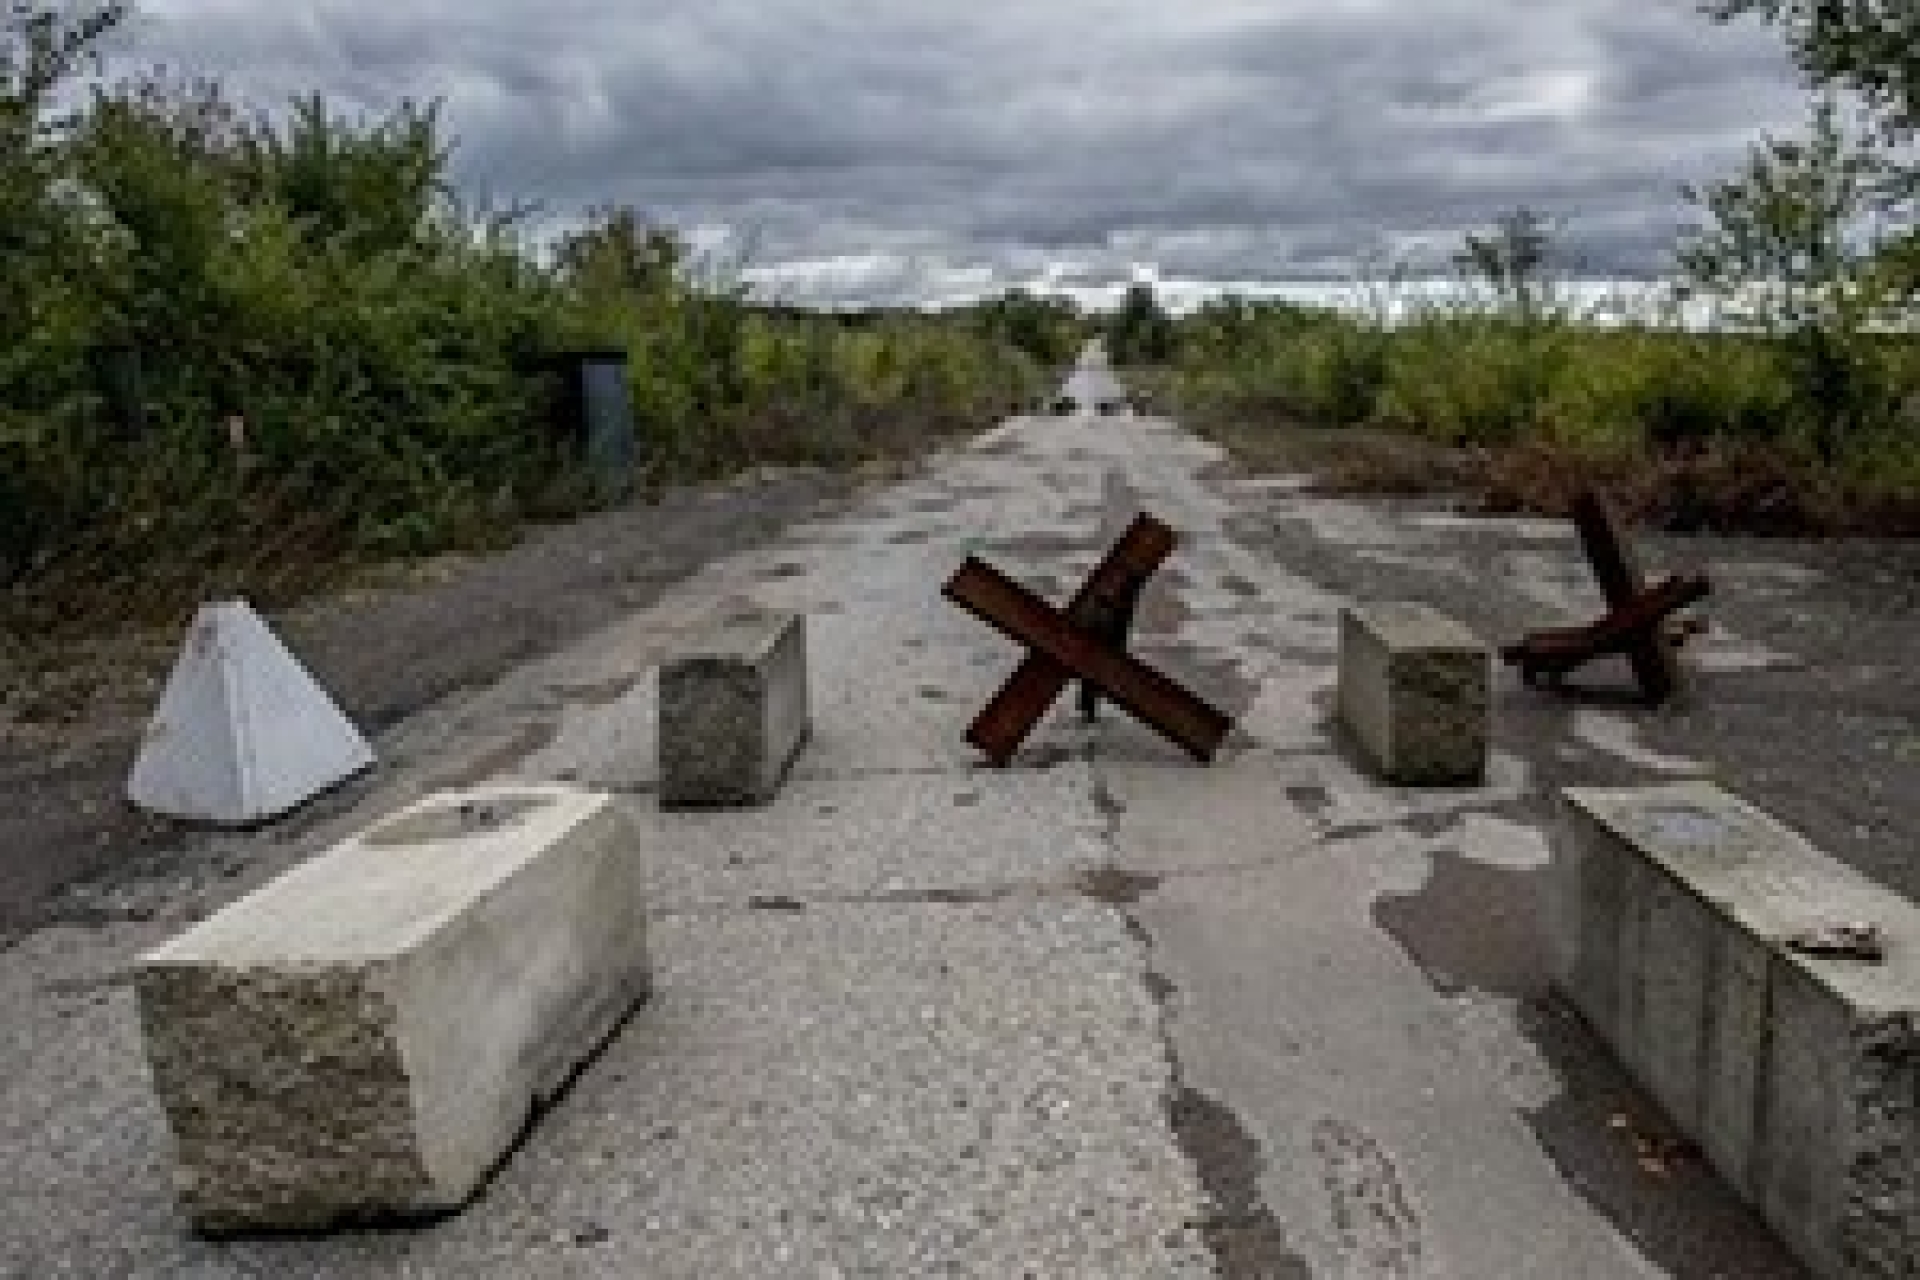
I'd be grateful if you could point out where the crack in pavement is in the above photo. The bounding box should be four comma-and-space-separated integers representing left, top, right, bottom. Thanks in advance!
1085, 750, 1309, 1280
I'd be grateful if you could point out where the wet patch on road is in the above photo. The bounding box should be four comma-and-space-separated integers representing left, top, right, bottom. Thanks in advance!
1372, 849, 1544, 999
1515, 999, 1807, 1279
1373, 849, 1806, 1276
1110, 911, 1310, 1280
1077, 752, 1308, 1278
1174, 1087, 1314, 1279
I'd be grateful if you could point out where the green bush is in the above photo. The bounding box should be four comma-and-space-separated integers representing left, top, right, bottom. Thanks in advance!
1, 9, 1047, 631
1536, 329, 1795, 453
1166, 301, 1387, 426
1169, 284, 1916, 502
1374, 314, 1564, 446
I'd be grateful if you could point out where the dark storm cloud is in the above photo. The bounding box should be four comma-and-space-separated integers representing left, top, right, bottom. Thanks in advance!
132, 0, 1808, 302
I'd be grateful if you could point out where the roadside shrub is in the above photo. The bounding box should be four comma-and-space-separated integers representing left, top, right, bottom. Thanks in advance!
1293, 317, 1388, 425
1536, 329, 1795, 453
1166, 303, 1386, 427
1374, 314, 1565, 446
2, 45, 1044, 641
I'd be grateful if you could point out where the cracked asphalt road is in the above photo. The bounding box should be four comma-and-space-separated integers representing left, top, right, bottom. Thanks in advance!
3, 358, 1865, 1276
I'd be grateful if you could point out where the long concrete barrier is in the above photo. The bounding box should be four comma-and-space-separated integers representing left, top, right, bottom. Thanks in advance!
1550, 781, 1920, 1279
136, 784, 650, 1232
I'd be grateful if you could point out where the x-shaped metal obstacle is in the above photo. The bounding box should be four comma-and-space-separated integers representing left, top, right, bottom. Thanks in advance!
1500, 491, 1710, 704
942, 513, 1232, 766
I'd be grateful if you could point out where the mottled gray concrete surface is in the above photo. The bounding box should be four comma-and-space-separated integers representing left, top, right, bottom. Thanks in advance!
0, 369, 1824, 1275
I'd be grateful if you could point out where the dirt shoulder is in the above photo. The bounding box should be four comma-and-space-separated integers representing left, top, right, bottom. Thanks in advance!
0, 463, 884, 935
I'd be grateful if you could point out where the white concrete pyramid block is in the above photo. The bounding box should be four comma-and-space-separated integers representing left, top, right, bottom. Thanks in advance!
128, 600, 375, 824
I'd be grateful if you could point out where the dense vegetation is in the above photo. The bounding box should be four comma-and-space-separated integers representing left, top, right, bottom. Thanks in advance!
7, 0, 1918, 656
1152, 286, 1918, 529
1, 4, 1081, 636
1139, 5, 1918, 530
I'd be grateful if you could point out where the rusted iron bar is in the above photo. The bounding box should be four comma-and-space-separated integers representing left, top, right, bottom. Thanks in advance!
1502, 491, 1711, 704
945, 560, 1231, 763
1076, 581, 1142, 724
943, 514, 1230, 765
953, 514, 1174, 764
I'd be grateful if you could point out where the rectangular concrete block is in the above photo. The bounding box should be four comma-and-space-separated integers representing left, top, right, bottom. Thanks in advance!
659, 611, 809, 809
136, 784, 650, 1232
1336, 602, 1488, 785
1551, 781, 1920, 1279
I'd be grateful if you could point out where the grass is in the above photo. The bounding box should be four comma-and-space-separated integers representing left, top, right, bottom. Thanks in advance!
1156, 300, 1920, 535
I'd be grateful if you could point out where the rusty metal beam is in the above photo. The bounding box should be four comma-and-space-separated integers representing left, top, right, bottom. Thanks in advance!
1503, 492, 1710, 704
944, 555, 1231, 765
953, 514, 1174, 764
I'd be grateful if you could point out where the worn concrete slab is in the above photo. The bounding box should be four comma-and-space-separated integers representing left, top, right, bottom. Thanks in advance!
2, 906, 1213, 1278
0, 393, 1812, 1277
1138, 857, 1655, 1279
1094, 741, 1638, 1274
632, 768, 1111, 913
1094, 756, 1324, 879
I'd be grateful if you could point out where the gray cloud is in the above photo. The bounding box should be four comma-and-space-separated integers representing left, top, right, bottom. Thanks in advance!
128, 0, 1809, 303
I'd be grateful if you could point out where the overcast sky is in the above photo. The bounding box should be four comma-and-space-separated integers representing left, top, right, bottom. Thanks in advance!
129, 0, 1809, 307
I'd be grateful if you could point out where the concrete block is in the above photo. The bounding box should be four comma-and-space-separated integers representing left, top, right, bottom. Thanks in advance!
1336, 602, 1488, 784
1551, 781, 1920, 1280
659, 611, 809, 809
135, 784, 650, 1232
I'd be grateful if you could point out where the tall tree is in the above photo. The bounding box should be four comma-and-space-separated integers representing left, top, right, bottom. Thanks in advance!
1702, 0, 1920, 142
1453, 207, 1558, 321
2, 3, 128, 307
1107, 281, 1176, 365
552, 205, 683, 300
1699, 0, 1918, 321
1679, 99, 1907, 460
